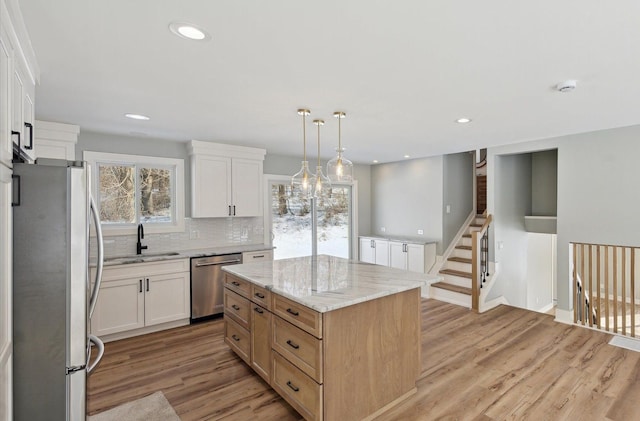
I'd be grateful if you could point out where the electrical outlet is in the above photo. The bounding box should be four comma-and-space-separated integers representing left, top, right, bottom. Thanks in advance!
380, 227, 386, 232
417, 229, 424, 235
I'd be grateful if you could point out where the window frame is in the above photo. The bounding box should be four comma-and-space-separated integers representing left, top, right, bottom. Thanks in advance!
84, 151, 185, 236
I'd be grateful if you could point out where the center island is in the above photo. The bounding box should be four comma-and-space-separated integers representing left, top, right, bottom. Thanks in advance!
221, 255, 440, 421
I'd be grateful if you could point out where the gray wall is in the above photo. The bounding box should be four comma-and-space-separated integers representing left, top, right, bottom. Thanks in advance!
531, 149, 557, 216
371, 156, 444, 252
487, 153, 532, 305
443, 152, 474, 250
488, 124, 640, 312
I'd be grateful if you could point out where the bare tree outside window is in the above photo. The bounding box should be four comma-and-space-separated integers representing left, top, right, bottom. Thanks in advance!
98, 164, 135, 224
140, 167, 172, 223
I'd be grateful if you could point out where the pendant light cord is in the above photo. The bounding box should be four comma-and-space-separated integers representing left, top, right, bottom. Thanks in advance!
317, 122, 321, 167
302, 112, 307, 161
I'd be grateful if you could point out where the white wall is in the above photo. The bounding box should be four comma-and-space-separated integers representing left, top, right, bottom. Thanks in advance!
371, 156, 444, 252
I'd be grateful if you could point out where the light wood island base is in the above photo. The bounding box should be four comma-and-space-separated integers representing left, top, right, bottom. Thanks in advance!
223, 272, 422, 421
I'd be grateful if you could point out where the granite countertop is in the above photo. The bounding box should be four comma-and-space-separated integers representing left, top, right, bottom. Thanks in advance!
95, 244, 273, 267
222, 254, 440, 313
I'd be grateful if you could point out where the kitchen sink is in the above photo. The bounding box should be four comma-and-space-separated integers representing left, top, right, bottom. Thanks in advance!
104, 251, 181, 262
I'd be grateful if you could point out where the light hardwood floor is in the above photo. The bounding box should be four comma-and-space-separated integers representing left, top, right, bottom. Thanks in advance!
88, 299, 640, 420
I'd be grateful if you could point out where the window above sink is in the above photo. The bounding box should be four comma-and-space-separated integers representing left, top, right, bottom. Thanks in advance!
84, 151, 185, 236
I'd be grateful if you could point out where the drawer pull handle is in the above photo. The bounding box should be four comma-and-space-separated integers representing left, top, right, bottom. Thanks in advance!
232, 281, 241, 287
254, 307, 264, 314
232, 304, 240, 311
231, 335, 240, 342
286, 339, 300, 350
286, 308, 299, 317
253, 255, 264, 258
255, 292, 265, 299
286, 381, 299, 392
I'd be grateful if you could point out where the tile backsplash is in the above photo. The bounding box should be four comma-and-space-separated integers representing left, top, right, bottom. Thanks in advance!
92, 217, 265, 258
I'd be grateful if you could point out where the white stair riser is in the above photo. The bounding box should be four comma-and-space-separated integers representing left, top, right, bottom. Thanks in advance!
460, 237, 472, 247
452, 248, 472, 259
440, 274, 472, 289
475, 218, 486, 225
467, 226, 482, 234
430, 287, 471, 308
444, 260, 472, 272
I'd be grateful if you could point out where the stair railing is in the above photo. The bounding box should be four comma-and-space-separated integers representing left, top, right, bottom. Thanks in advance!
471, 214, 492, 311
572, 242, 638, 338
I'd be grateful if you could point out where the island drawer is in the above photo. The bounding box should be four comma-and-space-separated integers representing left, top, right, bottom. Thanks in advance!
224, 273, 251, 298
224, 288, 250, 329
273, 316, 323, 383
272, 351, 322, 421
273, 295, 322, 338
224, 317, 250, 365
251, 284, 271, 310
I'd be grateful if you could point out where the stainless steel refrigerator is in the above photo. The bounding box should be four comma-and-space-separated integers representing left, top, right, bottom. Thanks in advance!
12, 159, 105, 421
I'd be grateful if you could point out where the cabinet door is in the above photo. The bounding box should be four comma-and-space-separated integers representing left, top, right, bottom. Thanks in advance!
192, 155, 232, 217
0, 166, 12, 420
91, 277, 145, 336
11, 68, 22, 153
145, 272, 190, 326
374, 239, 389, 266
250, 304, 271, 384
359, 238, 375, 264
406, 244, 425, 273
0, 30, 11, 168
388, 241, 407, 270
231, 158, 263, 217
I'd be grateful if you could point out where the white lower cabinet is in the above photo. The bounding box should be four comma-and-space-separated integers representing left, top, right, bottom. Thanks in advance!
359, 237, 389, 266
91, 259, 190, 340
361, 236, 436, 273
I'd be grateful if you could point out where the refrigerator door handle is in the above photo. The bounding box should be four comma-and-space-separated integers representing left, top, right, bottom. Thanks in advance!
86, 334, 104, 375
89, 195, 104, 319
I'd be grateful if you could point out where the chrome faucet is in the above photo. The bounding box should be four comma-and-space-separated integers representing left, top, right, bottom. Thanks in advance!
136, 223, 148, 255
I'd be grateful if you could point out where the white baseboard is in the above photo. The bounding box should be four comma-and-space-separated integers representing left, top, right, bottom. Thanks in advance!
554, 308, 573, 325
479, 296, 508, 313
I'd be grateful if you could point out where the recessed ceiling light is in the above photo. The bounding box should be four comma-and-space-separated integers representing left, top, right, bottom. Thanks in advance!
124, 113, 150, 121
169, 21, 211, 41
372, 160, 379, 164
456, 118, 472, 124
403, 155, 410, 159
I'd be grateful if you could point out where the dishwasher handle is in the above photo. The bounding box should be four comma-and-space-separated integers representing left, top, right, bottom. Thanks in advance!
194, 259, 241, 267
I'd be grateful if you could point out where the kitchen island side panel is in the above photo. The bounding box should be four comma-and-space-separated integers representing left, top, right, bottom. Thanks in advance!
322, 288, 421, 420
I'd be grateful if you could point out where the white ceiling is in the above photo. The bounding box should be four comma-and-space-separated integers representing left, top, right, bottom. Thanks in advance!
17, 0, 640, 164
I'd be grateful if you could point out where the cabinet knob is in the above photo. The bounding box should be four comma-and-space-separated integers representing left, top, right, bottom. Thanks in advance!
232, 304, 240, 311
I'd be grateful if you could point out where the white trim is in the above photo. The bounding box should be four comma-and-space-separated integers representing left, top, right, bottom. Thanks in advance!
83, 151, 185, 235
609, 335, 640, 353
188, 140, 266, 161
554, 308, 574, 325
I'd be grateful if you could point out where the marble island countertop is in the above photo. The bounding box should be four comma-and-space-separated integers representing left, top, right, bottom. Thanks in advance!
222, 254, 441, 313
94, 244, 273, 267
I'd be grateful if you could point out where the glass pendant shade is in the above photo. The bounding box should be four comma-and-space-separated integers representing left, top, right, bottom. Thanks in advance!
327, 111, 353, 182
312, 119, 331, 198
291, 109, 313, 197
327, 149, 353, 183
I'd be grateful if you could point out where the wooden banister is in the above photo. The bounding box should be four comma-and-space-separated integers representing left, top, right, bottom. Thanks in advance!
572, 241, 640, 339
471, 214, 492, 311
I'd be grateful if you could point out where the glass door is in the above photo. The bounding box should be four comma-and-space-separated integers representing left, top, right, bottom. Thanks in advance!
269, 179, 352, 260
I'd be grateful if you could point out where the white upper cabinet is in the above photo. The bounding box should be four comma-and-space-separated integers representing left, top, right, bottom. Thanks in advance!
188, 140, 266, 218
1, 0, 39, 165
0, 24, 12, 168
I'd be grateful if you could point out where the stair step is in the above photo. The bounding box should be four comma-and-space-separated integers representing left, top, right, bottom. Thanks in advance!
470, 224, 483, 228
431, 282, 472, 296
455, 245, 488, 251
462, 234, 471, 238
448, 257, 472, 264
440, 269, 473, 279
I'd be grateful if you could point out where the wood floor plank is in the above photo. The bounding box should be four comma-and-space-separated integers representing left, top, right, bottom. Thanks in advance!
88, 300, 640, 420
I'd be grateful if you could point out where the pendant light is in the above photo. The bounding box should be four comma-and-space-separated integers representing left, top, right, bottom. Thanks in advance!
312, 119, 331, 198
291, 109, 313, 197
326, 111, 353, 182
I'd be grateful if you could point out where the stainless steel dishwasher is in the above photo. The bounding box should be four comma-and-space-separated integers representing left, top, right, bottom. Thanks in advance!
191, 253, 242, 322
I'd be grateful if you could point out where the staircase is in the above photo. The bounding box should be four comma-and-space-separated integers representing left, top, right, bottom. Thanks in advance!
430, 215, 487, 308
